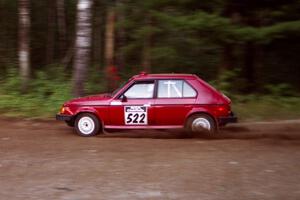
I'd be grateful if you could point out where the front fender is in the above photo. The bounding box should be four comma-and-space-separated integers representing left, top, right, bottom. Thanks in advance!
74, 107, 104, 125
74, 106, 100, 116
74, 107, 105, 131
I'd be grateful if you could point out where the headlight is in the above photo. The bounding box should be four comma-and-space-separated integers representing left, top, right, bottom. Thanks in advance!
60, 107, 65, 113
60, 106, 69, 114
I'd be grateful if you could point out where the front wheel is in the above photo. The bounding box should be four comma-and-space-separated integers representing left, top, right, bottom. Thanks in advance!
75, 113, 101, 137
186, 114, 217, 134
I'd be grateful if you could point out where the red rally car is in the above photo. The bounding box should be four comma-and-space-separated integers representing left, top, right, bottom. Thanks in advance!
56, 73, 237, 136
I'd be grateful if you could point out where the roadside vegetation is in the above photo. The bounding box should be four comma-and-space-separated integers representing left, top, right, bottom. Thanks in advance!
0, 67, 299, 121
212, 70, 300, 121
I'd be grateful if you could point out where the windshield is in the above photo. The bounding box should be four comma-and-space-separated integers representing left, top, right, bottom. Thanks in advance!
111, 80, 129, 97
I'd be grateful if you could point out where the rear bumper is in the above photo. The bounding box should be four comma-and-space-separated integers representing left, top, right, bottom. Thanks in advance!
56, 114, 73, 121
218, 112, 238, 125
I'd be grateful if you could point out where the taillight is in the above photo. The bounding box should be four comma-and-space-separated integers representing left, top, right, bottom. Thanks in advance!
215, 104, 230, 116
217, 106, 225, 112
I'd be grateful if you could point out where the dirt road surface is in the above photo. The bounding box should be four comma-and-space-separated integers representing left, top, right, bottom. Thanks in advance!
1, 118, 300, 200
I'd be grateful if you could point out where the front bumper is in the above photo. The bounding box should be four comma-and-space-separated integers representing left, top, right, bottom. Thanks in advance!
56, 114, 73, 121
218, 112, 238, 126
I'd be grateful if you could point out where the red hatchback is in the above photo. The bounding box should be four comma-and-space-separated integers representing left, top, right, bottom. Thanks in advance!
56, 73, 237, 136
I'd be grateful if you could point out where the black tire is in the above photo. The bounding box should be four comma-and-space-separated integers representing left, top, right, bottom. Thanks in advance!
74, 113, 101, 137
185, 113, 217, 134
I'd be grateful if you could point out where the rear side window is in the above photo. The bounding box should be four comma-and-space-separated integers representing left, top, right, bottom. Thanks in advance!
157, 80, 196, 98
183, 81, 197, 97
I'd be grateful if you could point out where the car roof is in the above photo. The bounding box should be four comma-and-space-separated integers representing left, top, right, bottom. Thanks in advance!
132, 73, 199, 80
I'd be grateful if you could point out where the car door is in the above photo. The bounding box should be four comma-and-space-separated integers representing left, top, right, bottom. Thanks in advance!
153, 79, 197, 126
108, 80, 155, 127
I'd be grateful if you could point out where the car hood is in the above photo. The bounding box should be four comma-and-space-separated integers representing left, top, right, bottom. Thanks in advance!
64, 93, 112, 106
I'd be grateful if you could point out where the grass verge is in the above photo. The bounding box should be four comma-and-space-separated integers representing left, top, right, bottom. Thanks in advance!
0, 92, 300, 121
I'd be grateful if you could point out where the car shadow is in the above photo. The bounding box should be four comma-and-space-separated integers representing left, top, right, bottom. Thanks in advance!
101, 129, 190, 139
99, 126, 300, 140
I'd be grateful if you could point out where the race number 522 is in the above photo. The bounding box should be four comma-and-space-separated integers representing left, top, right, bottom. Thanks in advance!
124, 106, 147, 125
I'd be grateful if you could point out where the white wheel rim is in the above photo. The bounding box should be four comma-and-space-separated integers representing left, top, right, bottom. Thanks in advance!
78, 116, 95, 135
192, 118, 211, 132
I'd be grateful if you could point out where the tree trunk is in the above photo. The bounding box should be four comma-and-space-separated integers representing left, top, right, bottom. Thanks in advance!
46, 0, 56, 65
61, 41, 75, 68
244, 41, 256, 92
104, 6, 116, 91
72, 0, 93, 97
91, 0, 103, 67
142, 38, 151, 72
142, 16, 152, 72
243, 15, 261, 92
219, 9, 240, 78
18, 0, 31, 93
104, 7, 115, 67
116, 0, 126, 71
56, 0, 67, 59
219, 44, 234, 75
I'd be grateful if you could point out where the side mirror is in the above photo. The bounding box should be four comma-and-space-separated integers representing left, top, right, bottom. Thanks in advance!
121, 95, 127, 102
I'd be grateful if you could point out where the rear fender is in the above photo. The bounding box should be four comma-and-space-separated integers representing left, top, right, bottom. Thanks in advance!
185, 107, 218, 128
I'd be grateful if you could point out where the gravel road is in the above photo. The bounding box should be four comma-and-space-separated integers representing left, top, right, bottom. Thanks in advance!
0, 118, 300, 200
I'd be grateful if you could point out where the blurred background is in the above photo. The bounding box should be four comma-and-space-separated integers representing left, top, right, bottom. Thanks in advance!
0, 0, 300, 120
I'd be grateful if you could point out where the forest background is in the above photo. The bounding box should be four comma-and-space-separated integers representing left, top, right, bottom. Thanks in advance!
0, 0, 300, 121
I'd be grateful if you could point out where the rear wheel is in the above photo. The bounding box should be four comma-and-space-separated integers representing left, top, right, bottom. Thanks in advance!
186, 114, 217, 134
75, 113, 100, 137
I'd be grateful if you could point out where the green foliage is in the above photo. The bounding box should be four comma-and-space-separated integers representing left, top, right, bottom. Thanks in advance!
0, 67, 71, 118
1, 66, 300, 121
154, 11, 300, 44
233, 95, 300, 121
264, 83, 297, 97
120, 0, 300, 85
0, 67, 21, 95
209, 70, 300, 121
210, 69, 246, 96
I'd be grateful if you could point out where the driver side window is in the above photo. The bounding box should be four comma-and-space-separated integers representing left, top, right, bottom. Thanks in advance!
123, 81, 154, 98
